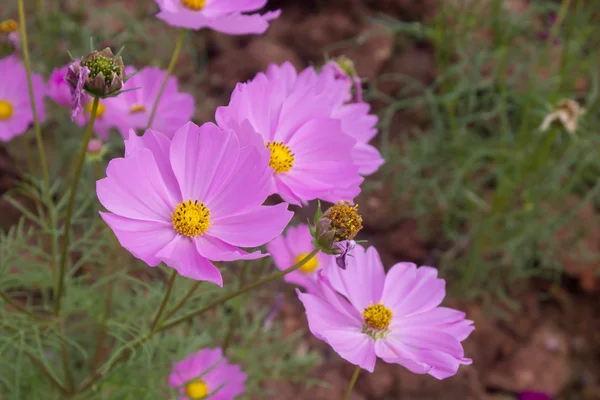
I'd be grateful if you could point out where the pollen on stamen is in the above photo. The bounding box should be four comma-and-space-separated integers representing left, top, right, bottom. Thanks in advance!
325, 201, 363, 242
185, 379, 209, 399
266, 141, 295, 173
0, 100, 13, 120
295, 253, 319, 273
171, 199, 212, 237
181, 0, 206, 11
362, 303, 393, 338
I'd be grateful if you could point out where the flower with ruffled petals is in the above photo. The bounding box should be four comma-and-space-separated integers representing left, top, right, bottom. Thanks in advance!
155, 0, 281, 34
169, 347, 246, 400
110, 66, 195, 138
267, 224, 332, 291
47, 65, 72, 107
298, 245, 474, 378
97, 121, 293, 286
216, 62, 363, 205
0, 55, 46, 142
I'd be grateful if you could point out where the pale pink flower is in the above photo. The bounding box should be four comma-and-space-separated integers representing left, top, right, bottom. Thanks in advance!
155, 0, 280, 34
298, 245, 474, 378
169, 347, 246, 400
97, 122, 293, 286
47, 65, 72, 107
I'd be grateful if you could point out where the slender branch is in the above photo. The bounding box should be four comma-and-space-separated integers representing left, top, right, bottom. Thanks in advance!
59, 337, 75, 392
145, 29, 185, 129
157, 247, 321, 333
28, 354, 71, 396
163, 281, 201, 321
55, 97, 100, 316
343, 366, 361, 400
150, 270, 178, 332
0, 291, 51, 322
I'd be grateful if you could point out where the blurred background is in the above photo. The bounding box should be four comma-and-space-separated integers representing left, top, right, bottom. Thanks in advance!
1, 0, 600, 398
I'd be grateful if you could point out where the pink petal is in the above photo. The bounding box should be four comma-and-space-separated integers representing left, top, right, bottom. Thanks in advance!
297, 291, 362, 341
100, 212, 175, 266
395, 307, 475, 341
209, 203, 292, 248
325, 329, 376, 373
195, 235, 265, 262
374, 338, 432, 374
206, 10, 281, 35
155, 235, 223, 286
352, 143, 384, 176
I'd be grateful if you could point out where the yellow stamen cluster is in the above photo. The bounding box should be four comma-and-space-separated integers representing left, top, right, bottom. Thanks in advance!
325, 201, 363, 242
266, 141, 295, 173
172, 200, 211, 237
181, 0, 206, 10
130, 104, 146, 114
0, 100, 13, 120
185, 380, 209, 399
363, 303, 393, 334
295, 253, 319, 273
86, 101, 106, 119
0, 19, 18, 34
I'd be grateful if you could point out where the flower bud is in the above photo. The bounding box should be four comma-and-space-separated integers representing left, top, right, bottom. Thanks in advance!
313, 201, 363, 256
85, 139, 107, 162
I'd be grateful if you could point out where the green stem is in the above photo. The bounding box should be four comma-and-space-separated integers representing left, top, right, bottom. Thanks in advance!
146, 30, 185, 130
157, 247, 321, 333
28, 354, 71, 396
163, 281, 201, 321
55, 96, 99, 316
343, 366, 361, 400
0, 291, 51, 322
59, 337, 74, 392
150, 270, 178, 332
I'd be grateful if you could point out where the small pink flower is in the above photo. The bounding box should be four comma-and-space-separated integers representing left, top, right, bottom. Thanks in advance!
47, 65, 72, 107
169, 347, 246, 400
266, 224, 333, 292
298, 245, 474, 378
110, 66, 195, 138
65, 60, 89, 120
155, 0, 281, 34
97, 122, 293, 286
216, 62, 363, 205
0, 55, 46, 142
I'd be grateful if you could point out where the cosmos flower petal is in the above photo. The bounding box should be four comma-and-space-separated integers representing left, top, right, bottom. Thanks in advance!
297, 291, 362, 340
99, 212, 175, 266
195, 235, 266, 262
395, 307, 475, 341
156, 235, 223, 286
209, 203, 293, 247
206, 11, 281, 35
374, 339, 432, 374
324, 329, 377, 373
352, 143, 385, 175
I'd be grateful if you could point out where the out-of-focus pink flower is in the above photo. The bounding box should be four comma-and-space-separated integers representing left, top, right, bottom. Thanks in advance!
519, 391, 551, 400
169, 347, 246, 400
155, 0, 280, 34
47, 65, 73, 107
110, 66, 195, 138
97, 122, 293, 286
73, 98, 121, 141
0, 19, 20, 52
0, 55, 46, 142
267, 224, 333, 292
216, 62, 363, 205
298, 245, 474, 377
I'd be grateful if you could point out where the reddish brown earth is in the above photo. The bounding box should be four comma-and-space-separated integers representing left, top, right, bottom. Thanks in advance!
1, 0, 599, 398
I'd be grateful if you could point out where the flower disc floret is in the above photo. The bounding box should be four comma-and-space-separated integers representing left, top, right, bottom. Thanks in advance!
325, 200, 363, 241
172, 199, 211, 237
185, 380, 209, 399
0, 19, 18, 33
295, 253, 319, 273
362, 303, 392, 337
181, 0, 206, 10
266, 141, 294, 173
81, 54, 122, 87
0, 100, 13, 120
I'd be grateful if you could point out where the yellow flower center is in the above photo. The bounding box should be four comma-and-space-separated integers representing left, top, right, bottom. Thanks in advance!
185, 380, 209, 399
325, 201, 363, 242
172, 200, 211, 237
266, 141, 294, 173
86, 101, 106, 119
181, 0, 206, 10
0, 100, 13, 120
295, 253, 319, 273
130, 103, 146, 114
363, 303, 393, 332
0, 19, 18, 34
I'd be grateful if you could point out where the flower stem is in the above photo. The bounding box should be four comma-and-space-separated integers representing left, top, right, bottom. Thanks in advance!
163, 281, 201, 321
343, 366, 361, 400
150, 270, 178, 332
157, 247, 321, 333
0, 291, 51, 322
55, 96, 100, 316
145, 29, 185, 130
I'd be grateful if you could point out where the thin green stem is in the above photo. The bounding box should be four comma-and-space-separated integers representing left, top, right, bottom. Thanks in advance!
28, 354, 71, 396
55, 96, 99, 316
150, 270, 178, 332
163, 281, 201, 321
0, 291, 51, 322
157, 247, 321, 333
59, 337, 74, 392
146, 29, 185, 130
343, 366, 361, 400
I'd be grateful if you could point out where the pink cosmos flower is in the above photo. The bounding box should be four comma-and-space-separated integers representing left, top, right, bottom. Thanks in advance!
297, 245, 474, 378
321, 60, 363, 103
47, 65, 72, 107
266, 224, 332, 292
0, 55, 46, 142
216, 62, 363, 205
97, 121, 293, 286
169, 347, 246, 400
155, 0, 281, 34
110, 66, 195, 138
